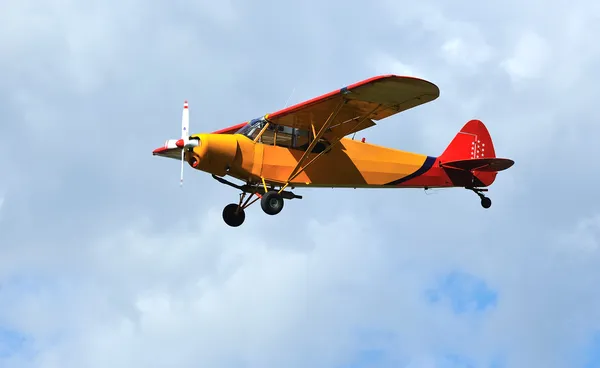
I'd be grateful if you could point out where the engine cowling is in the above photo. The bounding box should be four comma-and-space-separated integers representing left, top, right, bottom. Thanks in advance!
187, 134, 239, 176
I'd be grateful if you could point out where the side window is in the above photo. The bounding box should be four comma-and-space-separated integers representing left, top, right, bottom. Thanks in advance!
292, 128, 329, 153
262, 125, 294, 148
293, 128, 310, 148
275, 126, 294, 147
258, 124, 329, 153
259, 125, 275, 145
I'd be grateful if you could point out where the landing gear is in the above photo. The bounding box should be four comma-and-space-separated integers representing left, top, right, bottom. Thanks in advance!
468, 187, 492, 209
221, 191, 259, 227
261, 191, 284, 215
222, 203, 245, 227
213, 175, 302, 227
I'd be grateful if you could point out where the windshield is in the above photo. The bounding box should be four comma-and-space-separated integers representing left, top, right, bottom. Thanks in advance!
235, 117, 266, 139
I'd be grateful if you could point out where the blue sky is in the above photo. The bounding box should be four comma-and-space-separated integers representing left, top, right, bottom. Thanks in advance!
1, 0, 600, 367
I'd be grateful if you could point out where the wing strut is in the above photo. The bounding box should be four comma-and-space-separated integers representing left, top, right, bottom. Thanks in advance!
280, 99, 347, 191
277, 102, 383, 194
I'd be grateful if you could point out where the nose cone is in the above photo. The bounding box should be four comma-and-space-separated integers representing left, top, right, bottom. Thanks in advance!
185, 134, 208, 167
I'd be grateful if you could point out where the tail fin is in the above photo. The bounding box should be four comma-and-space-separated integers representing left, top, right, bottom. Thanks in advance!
439, 119, 495, 162
438, 120, 504, 187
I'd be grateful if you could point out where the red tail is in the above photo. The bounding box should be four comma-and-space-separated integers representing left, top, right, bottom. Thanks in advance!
439, 119, 495, 162
438, 120, 501, 187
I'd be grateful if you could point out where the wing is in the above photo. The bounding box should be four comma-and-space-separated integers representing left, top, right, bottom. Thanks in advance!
211, 122, 248, 134
152, 139, 183, 160
265, 75, 439, 140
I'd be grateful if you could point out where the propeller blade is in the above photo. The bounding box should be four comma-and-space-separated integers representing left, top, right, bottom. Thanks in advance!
182, 100, 189, 139
180, 148, 184, 186
180, 100, 189, 186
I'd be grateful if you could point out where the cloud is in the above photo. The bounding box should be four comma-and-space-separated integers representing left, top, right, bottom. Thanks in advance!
501, 31, 550, 82
426, 271, 498, 314
0, 328, 27, 359
371, 53, 418, 78
441, 36, 493, 68
2, 0, 600, 367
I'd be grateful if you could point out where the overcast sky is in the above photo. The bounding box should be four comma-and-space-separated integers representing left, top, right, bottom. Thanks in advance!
1, 0, 600, 367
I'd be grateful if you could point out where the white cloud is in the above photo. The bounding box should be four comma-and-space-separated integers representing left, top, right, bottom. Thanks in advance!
189, 0, 238, 24
501, 30, 550, 82
440, 34, 492, 68
382, 0, 493, 69
557, 213, 600, 253
5, 199, 600, 368
2, 0, 600, 368
370, 53, 418, 77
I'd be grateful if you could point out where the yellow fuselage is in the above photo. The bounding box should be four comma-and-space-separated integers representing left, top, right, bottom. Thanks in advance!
187, 133, 448, 188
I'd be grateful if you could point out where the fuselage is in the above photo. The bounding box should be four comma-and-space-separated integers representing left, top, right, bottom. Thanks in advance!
186, 133, 462, 188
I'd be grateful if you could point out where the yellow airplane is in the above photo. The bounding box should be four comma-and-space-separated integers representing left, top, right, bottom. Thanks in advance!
153, 75, 514, 227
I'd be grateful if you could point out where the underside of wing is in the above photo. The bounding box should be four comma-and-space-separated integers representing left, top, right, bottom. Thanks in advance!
265, 75, 440, 139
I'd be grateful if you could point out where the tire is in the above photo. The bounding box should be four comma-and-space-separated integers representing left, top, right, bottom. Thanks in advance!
222, 203, 245, 227
260, 191, 284, 215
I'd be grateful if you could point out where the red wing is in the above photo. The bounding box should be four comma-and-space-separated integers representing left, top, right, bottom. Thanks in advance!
152, 139, 183, 161
211, 122, 248, 134
265, 75, 439, 139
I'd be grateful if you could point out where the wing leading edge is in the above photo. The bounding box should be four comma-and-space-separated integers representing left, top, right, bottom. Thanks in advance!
208, 75, 439, 139
152, 139, 183, 160
265, 75, 439, 139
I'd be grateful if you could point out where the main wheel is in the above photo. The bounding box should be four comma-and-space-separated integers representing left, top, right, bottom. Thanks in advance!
222, 203, 245, 227
261, 191, 284, 215
480, 196, 492, 209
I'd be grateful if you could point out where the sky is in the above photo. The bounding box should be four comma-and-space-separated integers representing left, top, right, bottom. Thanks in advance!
1, 0, 600, 367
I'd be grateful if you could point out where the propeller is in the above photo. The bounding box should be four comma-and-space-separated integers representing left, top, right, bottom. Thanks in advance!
174, 100, 199, 186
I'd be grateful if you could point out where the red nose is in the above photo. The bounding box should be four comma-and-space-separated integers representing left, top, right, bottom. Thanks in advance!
175, 139, 184, 148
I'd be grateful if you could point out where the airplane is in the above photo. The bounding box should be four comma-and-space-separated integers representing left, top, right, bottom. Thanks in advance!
152, 75, 514, 227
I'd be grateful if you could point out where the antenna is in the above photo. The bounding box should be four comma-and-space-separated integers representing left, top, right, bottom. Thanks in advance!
284, 87, 296, 108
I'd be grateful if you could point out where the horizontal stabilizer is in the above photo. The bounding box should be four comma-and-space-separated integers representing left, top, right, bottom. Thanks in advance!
440, 158, 514, 172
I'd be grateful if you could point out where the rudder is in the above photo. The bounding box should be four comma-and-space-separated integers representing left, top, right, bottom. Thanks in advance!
439, 119, 495, 162
439, 120, 497, 187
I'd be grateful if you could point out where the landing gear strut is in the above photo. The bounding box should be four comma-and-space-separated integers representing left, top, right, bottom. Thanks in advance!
213, 175, 302, 227
468, 187, 492, 209
222, 191, 261, 227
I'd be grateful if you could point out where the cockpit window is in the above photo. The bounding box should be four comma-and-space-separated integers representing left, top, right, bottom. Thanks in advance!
235, 116, 328, 152
235, 117, 266, 140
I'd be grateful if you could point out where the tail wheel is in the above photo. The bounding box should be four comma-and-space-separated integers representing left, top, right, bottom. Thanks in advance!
223, 203, 245, 227
261, 191, 284, 215
468, 187, 492, 209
